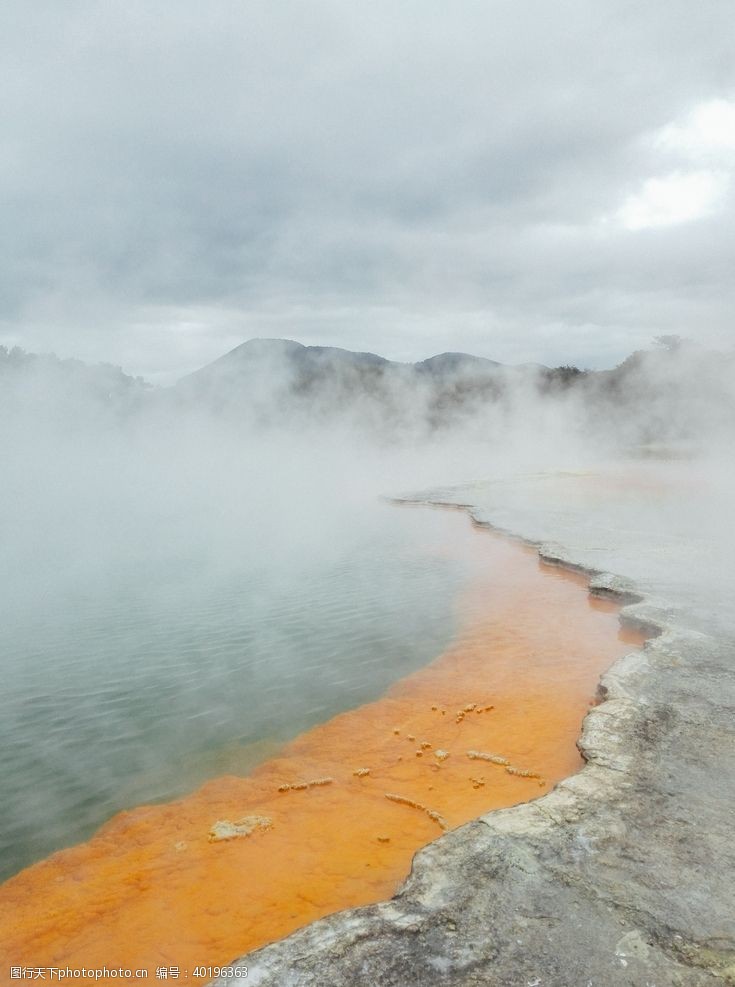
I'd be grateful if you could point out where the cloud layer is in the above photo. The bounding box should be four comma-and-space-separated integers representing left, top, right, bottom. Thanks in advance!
2, 0, 734, 378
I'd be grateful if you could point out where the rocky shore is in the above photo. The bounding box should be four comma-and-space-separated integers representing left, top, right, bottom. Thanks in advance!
215, 468, 735, 986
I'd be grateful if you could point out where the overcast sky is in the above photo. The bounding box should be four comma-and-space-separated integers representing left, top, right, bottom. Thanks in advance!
2, 1, 734, 381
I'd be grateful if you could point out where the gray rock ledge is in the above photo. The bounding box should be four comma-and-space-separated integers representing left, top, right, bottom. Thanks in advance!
214, 494, 735, 987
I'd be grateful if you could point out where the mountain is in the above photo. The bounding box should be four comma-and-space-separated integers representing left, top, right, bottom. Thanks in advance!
174, 338, 516, 429
414, 352, 501, 376
5, 336, 732, 445
182, 339, 391, 380
174, 338, 401, 420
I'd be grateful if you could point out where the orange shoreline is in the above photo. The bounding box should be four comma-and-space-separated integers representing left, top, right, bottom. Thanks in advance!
0, 508, 645, 984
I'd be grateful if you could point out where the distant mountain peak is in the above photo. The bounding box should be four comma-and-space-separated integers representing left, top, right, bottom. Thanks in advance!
219, 338, 305, 358
415, 351, 501, 375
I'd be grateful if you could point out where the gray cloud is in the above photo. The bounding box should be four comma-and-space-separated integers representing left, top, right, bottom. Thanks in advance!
1, 0, 734, 378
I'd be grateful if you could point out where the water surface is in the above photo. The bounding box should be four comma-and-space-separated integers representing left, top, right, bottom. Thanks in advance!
0, 503, 467, 881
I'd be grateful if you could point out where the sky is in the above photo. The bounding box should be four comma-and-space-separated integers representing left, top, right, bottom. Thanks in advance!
1, 0, 734, 382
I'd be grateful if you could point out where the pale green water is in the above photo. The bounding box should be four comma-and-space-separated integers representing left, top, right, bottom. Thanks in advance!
0, 504, 466, 881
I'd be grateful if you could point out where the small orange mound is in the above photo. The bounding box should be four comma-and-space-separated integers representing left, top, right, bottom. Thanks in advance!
0, 509, 645, 984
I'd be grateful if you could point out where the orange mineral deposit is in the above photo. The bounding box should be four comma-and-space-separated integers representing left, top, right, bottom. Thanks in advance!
0, 506, 646, 984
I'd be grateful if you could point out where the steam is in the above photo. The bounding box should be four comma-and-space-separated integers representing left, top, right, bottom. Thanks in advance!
0, 336, 733, 880
2, 335, 733, 609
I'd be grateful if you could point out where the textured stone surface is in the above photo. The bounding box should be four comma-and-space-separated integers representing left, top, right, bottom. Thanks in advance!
215, 471, 735, 987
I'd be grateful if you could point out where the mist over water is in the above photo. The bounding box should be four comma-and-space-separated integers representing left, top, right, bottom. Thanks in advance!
1, 338, 734, 882
1, 494, 469, 880
0, 412, 484, 881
